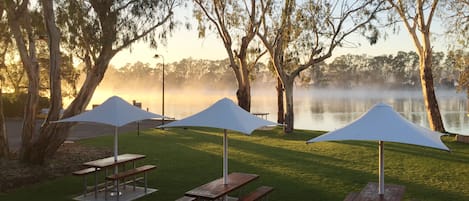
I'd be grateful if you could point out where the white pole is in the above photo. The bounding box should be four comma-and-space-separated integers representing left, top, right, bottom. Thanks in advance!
114, 127, 118, 162
223, 129, 228, 185
114, 127, 119, 195
379, 140, 384, 196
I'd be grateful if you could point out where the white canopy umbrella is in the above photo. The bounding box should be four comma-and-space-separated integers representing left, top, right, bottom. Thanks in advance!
55, 96, 164, 162
159, 97, 277, 184
306, 103, 449, 196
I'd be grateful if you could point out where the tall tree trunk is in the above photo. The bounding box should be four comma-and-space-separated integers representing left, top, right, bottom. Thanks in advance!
236, 82, 251, 112
22, 0, 63, 164
19, 41, 39, 162
420, 50, 445, 132
276, 77, 284, 124
5, 1, 41, 161
283, 77, 294, 133
25, 57, 111, 163
387, 0, 445, 133
235, 58, 251, 112
0, 87, 9, 158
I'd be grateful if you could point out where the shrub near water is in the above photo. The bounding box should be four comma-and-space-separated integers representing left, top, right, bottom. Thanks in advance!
2, 93, 50, 117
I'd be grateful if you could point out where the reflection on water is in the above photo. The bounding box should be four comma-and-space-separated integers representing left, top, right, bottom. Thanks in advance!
295, 88, 468, 134
80, 88, 469, 134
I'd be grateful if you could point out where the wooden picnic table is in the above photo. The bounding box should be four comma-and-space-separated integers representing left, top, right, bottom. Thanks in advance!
185, 172, 259, 200
252, 112, 269, 120
82, 153, 146, 198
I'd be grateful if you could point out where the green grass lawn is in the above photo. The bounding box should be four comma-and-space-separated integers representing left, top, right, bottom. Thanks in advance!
1, 127, 468, 201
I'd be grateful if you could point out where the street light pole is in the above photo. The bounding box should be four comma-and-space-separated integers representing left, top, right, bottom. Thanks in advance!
154, 54, 165, 125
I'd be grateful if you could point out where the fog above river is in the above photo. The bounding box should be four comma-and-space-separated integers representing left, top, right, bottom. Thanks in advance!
67, 85, 468, 134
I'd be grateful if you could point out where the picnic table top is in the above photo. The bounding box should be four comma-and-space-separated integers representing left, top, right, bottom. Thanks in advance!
185, 172, 259, 200
83, 153, 145, 168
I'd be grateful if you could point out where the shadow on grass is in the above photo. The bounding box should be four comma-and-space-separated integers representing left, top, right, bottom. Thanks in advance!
48, 127, 468, 201
335, 140, 469, 165
174, 128, 467, 201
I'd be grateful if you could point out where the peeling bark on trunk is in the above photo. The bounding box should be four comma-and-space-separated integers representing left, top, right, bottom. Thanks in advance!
236, 83, 251, 112
19, 57, 39, 162
27, 59, 110, 163
283, 78, 294, 133
420, 52, 445, 132
22, 0, 63, 164
276, 77, 284, 124
0, 87, 9, 158
5, 2, 41, 161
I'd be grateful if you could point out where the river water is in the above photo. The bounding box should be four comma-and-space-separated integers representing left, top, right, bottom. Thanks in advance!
86, 88, 469, 134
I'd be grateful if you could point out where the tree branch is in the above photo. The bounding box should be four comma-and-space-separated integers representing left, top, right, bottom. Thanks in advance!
114, 10, 173, 53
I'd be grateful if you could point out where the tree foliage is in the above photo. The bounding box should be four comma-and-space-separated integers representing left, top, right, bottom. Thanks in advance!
442, 0, 469, 48
258, 0, 386, 132
1, 0, 178, 164
193, 0, 270, 111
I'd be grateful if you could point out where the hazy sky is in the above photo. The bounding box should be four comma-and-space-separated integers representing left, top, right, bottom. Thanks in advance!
110, 5, 448, 68
110, 28, 450, 68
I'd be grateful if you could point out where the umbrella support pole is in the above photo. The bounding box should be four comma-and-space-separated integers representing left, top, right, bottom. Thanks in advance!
223, 129, 228, 185
114, 127, 119, 198
379, 140, 384, 196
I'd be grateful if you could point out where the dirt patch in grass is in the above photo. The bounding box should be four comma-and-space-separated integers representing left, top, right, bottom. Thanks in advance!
0, 142, 111, 192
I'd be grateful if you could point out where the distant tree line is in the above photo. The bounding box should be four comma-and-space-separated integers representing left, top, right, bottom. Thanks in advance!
99, 50, 467, 91
304, 51, 464, 89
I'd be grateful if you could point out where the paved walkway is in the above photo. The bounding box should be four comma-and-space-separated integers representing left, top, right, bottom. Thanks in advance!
5, 119, 163, 151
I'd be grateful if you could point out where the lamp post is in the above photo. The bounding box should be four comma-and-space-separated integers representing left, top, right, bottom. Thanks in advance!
154, 54, 165, 125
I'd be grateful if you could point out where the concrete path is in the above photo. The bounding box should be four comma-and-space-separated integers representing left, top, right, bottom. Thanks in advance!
5, 119, 163, 151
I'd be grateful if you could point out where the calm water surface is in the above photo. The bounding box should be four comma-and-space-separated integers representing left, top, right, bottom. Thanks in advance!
87, 88, 469, 134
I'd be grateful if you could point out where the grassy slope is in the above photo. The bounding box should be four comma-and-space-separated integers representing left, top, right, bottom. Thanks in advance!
1, 127, 468, 201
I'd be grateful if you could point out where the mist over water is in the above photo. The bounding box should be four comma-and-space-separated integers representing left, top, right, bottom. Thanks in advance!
67, 86, 469, 134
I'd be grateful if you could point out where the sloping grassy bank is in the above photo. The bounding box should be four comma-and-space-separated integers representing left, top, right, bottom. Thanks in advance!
1, 127, 468, 201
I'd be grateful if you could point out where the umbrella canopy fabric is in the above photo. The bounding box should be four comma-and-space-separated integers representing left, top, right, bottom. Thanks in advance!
160, 97, 276, 134
56, 96, 164, 127
55, 96, 164, 163
306, 103, 449, 196
160, 97, 277, 184
307, 103, 449, 150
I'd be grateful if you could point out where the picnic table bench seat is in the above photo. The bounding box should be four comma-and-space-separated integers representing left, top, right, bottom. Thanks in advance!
105, 165, 157, 201
73, 167, 101, 197
238, 186, 274, 201
106, 165, 157, 181
73, 167, 100, 176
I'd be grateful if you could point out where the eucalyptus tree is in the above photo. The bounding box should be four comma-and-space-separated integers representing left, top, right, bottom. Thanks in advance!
3, 0, 43, 160
28, 0, 177, 164
3, 0, 177, 164
193, 0, 270, 111
0, 6, 8, 157
385, 0, 448, 132
0, 3, 9, 158
258, 0, 385, 132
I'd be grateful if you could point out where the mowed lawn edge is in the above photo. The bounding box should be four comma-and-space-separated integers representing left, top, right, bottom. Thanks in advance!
0, 127, 468, 201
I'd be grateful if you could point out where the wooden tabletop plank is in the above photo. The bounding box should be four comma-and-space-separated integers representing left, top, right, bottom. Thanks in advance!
83, 153, 145, 168
185, 172, 259, 200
